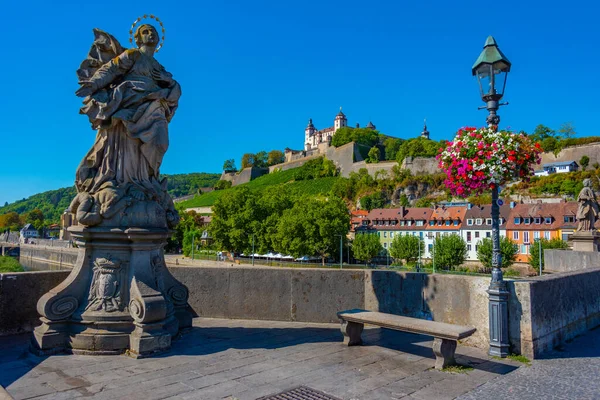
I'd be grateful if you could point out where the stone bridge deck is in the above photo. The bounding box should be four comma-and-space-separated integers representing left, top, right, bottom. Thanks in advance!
0, 318, 522, 400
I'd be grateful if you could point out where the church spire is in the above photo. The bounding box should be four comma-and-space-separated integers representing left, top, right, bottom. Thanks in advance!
420, 118, 430, 139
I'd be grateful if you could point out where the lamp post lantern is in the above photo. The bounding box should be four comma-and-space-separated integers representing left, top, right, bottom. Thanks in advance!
473, 36, 511, 357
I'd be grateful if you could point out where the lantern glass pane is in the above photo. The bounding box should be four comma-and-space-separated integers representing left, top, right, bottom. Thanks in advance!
476, 64, 493, 96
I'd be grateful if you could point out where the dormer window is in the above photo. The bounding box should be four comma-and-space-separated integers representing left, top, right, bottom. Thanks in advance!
563, 216, 575, 223
453, 220, 459, 226
524, 217, 531, 224
429, 221, 435, 226
486, 218, 492, 225
400, 220, 405, 226
416, 220, 424, 226
467, 219, 473, 226
514, 217, 521, 225
545, 217, 552, 224
445, 220, 451, 226
534, 217, 541, 224
476, 218, 483, 225
437, 221, 442, 226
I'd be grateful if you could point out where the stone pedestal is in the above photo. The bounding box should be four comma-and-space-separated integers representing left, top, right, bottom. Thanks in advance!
32, 226, 192, 357
571, 231, 600, 252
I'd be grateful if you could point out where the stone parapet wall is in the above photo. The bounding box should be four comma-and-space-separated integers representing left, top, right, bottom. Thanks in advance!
544, 249, 600, 273
0, 271, 70, 336
20, 245, 79, 268
4, 252, 600, 359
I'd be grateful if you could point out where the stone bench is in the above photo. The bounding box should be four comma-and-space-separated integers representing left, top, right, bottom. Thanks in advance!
337, 309, 476, 369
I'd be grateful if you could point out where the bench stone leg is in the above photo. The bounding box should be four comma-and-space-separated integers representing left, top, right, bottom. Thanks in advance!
432, 338, 457, 370
340, 320, 363, 346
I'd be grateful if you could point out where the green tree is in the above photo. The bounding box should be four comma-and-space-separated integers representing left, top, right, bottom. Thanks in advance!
272, 196, 349, 265
214, 180, 232, 190
383, 138, 404, 161
267, 150, 285, 166
395, 138, 443, 164
366, 146, 380, 164
254, 151, 268, 168
433, 234, 467, 270
352, 233, 382, 265
389, 234, 423, 264
528, 238, 569, 273
359, 192, 386, 211
222, 159, 237, 173
0, 212, 24, 231
331, 127, 380, 148
294, 157, 338, 180
241, 153, 255, 169
399, 194, 410, 207
476, 236, 517, 272
580, 155, 590, 171
558, 122, 576, 139
0, 256, 24, 272
25, 209, 45, 231
529, 124, 556, 142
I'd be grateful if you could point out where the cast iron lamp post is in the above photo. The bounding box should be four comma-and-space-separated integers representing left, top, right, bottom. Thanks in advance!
472, 36, 511, 357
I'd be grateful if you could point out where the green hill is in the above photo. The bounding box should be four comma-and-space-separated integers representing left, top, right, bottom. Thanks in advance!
0, 172, 220, 225
179, 164, 340, 209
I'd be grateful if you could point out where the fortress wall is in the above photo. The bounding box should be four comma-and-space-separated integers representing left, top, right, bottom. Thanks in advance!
540, 142, 600, 167
220, 167, 269, 186
401, 156, 440, 175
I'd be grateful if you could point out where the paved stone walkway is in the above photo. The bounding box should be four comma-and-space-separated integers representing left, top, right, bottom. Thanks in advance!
458, 326, 600, 400
0, 318, 521, 400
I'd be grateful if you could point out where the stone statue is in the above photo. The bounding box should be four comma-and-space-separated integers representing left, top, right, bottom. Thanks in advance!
576, 178, 599, 232
33, 17, 192, 358
70, 22, 180, 229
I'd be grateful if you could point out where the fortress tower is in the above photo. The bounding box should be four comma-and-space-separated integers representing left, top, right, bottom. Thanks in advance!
334, 108, 348, 131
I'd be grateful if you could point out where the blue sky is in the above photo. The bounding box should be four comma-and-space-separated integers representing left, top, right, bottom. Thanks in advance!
1, 0, 597, 205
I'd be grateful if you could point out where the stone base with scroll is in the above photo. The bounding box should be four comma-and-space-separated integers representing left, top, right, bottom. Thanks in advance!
32, 226, 192, 357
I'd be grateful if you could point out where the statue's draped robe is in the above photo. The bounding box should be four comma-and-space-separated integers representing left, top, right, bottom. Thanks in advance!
576, 186, 599, 231
77, 49, 181, 194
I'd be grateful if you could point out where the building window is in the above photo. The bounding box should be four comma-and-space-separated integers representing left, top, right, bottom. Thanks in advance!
377, 232, 380, 237
437, 221, 442, 226
401, 221, 405, 226
467, 244, 472, 251
521, 245, 527, 254
467, 219, 473, 226
534, 231, 540, 239
513, 231, 519, 240
475, 245, 479, 251
383, 232, 387, 238
467, 232, 472, 242
428, 244, 433, 252
524, 231, 530, 243
476, 218, 483, 225
390, 232, 394, 238
534, 217, 541, 224
545, 231, 551, 240
383, 242, 387, 248
545, 217, 552, 224
407, 221, 413, 226
514, 217, 521, 224
475, 231, 480, 238
445, 220, 451, 226
564, 216, 575, 223
429, 221, 434, 226
419, 232, 423, 238
499, 218, 504, 225
416, 220, 424, 226
486, 232, 491, 238
453, 220, 459, 226
385, 220, 389, 226
524, 217, 531, 224
486, 218, 492, 225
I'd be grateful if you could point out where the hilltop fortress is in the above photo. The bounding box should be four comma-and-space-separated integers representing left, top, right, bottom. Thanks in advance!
221, 109, 438, 186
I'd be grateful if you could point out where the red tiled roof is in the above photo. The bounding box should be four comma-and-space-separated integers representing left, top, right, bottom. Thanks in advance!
505, 202, 568, 230
426, 206, 467, 230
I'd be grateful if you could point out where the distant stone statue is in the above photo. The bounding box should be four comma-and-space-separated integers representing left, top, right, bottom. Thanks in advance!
70, 22, 180, 229
576, 178, 599, 232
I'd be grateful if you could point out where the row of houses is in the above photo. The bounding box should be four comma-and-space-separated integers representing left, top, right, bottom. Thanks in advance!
351, 200, 582, 263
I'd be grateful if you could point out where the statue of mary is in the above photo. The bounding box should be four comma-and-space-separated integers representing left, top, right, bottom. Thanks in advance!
70, 21, 180, 228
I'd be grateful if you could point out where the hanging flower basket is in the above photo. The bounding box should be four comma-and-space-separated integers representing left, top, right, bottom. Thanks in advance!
437, 127, 542, 197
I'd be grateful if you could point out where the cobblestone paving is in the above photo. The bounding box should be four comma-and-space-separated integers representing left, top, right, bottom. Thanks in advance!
458, 327, 600, 400
0, 318, 521, 400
